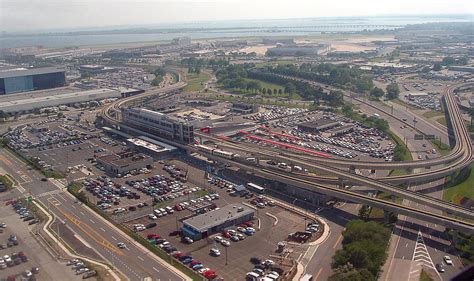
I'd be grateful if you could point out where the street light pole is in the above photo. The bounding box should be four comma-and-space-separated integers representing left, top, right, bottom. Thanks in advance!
225, 246, 228, 266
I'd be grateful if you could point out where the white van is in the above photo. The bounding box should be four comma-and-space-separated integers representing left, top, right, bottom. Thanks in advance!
246, 272, 260, 280
153, 209, 162, 216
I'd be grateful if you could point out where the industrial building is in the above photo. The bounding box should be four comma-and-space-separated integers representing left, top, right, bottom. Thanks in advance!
121, 108, 194, 143
298, 119, 341, 133
0, 67, 66, 94
0, 88, 121, 116
181, 203, 255, 240
230, 102, 259, 114
96, 151, 153, 177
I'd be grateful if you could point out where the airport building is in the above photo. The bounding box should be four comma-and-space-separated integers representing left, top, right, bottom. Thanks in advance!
298, 119, 341, 133
0, 88, 121, 116
0, 67, 66, 94
96, 151, 153, 176
181, 203, 254, 240
121, 108, 194, 143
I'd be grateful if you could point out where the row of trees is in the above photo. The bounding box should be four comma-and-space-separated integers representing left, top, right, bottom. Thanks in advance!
180, 57, 230, 69
265, 63, 375, 93
369, 83, 400, 101
329, 220, 391, 281
248, 70, 344, 106
151, 67, 166, 86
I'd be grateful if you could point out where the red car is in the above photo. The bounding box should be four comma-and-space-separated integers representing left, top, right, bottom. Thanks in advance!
222, 231, 231, 238
147, 234, 161, 239
190, 260, 200, 266
203, 270, 217, 279
244, 221, 254, 227
173, 252, 183, 259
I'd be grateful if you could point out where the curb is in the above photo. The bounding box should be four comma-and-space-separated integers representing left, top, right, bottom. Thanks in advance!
33, 199, 123, 281
63, 191, 191, 281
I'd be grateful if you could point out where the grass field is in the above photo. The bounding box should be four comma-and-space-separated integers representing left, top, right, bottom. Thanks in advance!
369, 192, 402, 219
420, 270, 434, 281
389, 169, 408, 176
243, 78, 284, 91
392, 99, 419, 110
254, 60, 297, 67
436, 116, 447, 126
422, 110, 444, 119
444, 163, 474, 205
183, 72, 211, 92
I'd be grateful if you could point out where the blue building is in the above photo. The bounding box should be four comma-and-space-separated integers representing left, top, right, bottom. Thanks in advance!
181, 203, 255, 240
0, 67, 66, 94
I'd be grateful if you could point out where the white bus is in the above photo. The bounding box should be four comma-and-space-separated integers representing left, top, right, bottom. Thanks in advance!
247, 182, 265, 194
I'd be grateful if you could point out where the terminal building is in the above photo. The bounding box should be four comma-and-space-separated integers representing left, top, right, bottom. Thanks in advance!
0, 67, 66, 94
181, 203, 254, 240
121, 108, 194, 143
96, 151, 153, 177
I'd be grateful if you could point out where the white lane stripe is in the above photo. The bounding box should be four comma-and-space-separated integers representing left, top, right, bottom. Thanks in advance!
137, 256, 144, 261
111, 236, 117, 241
152, 267, 159, 272
89, 219, 95, 224
100, 227, 106, 232
80, 211, 85, 216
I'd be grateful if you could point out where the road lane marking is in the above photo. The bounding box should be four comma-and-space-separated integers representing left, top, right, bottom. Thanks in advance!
137, 256, 144, 261
71, 205, 76, 209
111, 236, 117, 241
89, 219, 95, 224
152, 267, 159, 273
314, 268, 322, 280
100, 227, 106, 232
48, 204, 123, 256
80, 211, 85, 216
333, 234, 343, 249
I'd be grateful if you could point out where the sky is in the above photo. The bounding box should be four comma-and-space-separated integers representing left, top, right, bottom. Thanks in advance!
1, 0, 473, 32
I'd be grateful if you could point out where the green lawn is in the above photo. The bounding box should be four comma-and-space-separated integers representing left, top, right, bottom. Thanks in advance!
369, 192, 402, 219
431, 139, 451, 156
389, 169, 409, 176
436, 116, 447, 126
183, 72, 211, 92
392, 99, 419, 110
420, 270, 434, 281
444, 163, 474, 205
422, 110, 444, 119
242, 78, 284, 91
254, 60, 298, 67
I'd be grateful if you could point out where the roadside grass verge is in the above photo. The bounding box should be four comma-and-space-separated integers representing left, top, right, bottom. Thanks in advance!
422, 110, 444, 119
0, 174, 14, 190
436, 116, 447, 126
443, 163, 474, 205
419, 270, 434, 281
388, 169, 408, 177
430, 139, 451, 156
386, 130, 413, 161
392, 99, 419, 110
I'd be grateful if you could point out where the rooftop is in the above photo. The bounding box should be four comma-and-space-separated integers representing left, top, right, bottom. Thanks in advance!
0, 66, 65, 79
0, 88, 119, 108
299, 119, 340, 129
98, 151, 152, 168
183, 203, 254, 232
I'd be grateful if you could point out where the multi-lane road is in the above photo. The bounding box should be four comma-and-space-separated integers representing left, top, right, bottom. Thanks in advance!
0, 148, 188, 281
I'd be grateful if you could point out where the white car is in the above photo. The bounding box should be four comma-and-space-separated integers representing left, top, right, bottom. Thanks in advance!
198, 268, 210, 274
221, 239, 230, 247
443, 256, 453, 265
210, 248, 221, 256
148, 214, 157, 220
117, 242, 126, 249
214, 236, 223, 242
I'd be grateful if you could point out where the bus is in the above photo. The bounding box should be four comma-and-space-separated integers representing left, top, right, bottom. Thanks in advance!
247, 182, 265, 194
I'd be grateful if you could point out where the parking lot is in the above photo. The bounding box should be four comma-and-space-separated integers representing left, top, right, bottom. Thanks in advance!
0, 201, 82, 281
116, 160, 318, 280
234, 109, 394, 162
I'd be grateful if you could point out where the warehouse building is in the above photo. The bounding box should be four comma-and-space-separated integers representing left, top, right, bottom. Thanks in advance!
230, 102, 259, 114
121, 108, 194, 143
181, 203, 254, 240
0, 67, 66, 94
96, 151, 153, 177
298, 119, 341, 133
0, 88, 121, 116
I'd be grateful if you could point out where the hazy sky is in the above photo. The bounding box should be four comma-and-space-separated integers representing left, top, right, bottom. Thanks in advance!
1, 0, 473, 32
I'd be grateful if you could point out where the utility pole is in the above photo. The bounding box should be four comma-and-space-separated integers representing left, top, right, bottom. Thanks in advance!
225, 246, 228, 266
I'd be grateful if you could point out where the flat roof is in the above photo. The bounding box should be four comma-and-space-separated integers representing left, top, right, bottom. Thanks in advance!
183, 203, 254, 232
138, 136, 177, 151
126, 108, 190, 125
0, 66, 65, 79
98, 152, 151, 168
299, 119, 340, 129
0, 88, 119, 108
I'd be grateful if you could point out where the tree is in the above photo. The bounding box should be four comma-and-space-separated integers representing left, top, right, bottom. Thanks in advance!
342, 104, 354, 118
369, 87, 384, 100
273, 89, 278, 95
246, 81, 260, 93
433, 63, 442, 71
442, 56, 456, 65
278, 89, 283, 95
267, 88, 273, 95
421, 66, 431, 73
386, 83, 400, 100
284, 82, 297, 95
